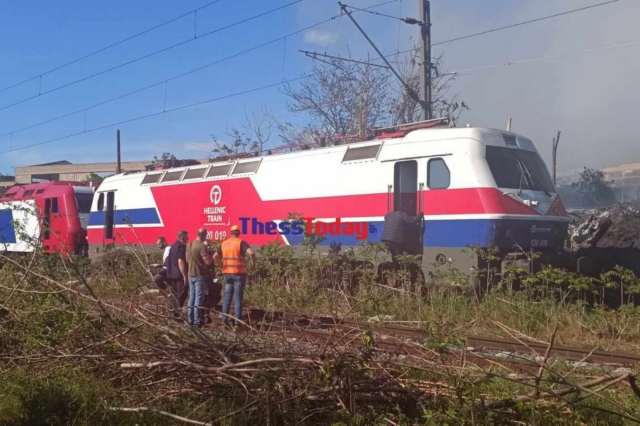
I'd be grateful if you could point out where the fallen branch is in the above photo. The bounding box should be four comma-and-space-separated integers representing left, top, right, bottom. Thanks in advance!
109, 406, 213, 425
486, 371, 632, 410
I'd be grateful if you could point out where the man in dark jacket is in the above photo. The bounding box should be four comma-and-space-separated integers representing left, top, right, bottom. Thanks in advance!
165, 230, 189, 316
381, 210, 423, 268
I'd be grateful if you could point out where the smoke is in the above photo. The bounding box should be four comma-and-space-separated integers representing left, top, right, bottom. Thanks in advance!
295, 0, 640, 173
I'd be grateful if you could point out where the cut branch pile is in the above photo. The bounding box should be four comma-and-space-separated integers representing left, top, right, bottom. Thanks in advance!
1, 252, 640, 425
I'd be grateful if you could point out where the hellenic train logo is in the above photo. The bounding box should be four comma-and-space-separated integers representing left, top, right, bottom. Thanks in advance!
531, 225, 537, 234
210, 185, 222, 205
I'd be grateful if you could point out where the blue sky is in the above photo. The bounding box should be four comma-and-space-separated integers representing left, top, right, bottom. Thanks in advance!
0, 0, 639, 176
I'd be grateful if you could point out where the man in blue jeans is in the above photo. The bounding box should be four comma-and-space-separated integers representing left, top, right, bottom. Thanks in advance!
186, 228, 214, 327
214, 225, 256, 328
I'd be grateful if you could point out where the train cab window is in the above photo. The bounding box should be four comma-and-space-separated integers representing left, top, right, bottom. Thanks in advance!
75, 193, 93, 213
393, 160, 418, 215
52, 198, 59, 214
97, 193, 104, 211
486, 146, 555, 193
23, 190, 33, 196
427, 158, 450, 189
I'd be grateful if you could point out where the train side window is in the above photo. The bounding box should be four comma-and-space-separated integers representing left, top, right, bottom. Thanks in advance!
43, 199, 51, 240
393, 160, 418, 215
97, 193, 104, 211
52, 198, 59, 213
427, 158, 450, 189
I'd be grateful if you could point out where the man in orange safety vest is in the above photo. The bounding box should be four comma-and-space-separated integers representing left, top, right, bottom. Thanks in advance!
213, 224, 256, 328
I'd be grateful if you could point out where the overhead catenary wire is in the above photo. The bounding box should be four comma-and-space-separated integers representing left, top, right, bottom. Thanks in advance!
5, 37, 640, 156
2, 0, 623, 153
0, 0, 399, 140
0, 76, 311, 155
0, 0, 303, 113
369, 0, 620, 62
0, 0, 225, 95
450, 39, 640, 74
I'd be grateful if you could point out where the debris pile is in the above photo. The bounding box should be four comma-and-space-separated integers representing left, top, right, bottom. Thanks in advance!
569, 201, 640, 250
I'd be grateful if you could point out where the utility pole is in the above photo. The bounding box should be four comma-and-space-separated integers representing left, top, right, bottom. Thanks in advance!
419, 0, 432, 120
338, 2, 426, 116
552, 130, 561, 185
116, 129, 122, 174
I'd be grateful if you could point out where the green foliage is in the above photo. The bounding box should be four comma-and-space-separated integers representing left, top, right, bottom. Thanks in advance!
88, 248, 160, 294
153, 152, 175, 162
83, 172, 107, 184
0, 368, 127, 426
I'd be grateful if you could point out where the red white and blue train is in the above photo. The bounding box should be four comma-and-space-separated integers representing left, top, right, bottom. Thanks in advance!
0, 120, 573, 280
80, 121, 571, 279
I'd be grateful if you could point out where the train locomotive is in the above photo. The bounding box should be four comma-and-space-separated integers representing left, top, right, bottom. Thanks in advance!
0, 181, 95, 256
86, 120, 572, 283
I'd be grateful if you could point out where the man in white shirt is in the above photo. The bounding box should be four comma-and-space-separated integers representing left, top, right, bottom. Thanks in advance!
152, 236, 172, 291
151, 236, 171, 268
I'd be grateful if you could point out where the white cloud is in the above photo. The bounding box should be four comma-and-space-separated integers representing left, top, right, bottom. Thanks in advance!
303, 30, 338, 47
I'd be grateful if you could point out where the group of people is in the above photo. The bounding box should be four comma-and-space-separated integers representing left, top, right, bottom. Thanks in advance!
152, 225, 257, 328
149, 211, 421, 328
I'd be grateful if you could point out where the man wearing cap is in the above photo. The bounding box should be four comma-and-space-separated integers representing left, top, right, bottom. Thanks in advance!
186, 228, 214, 327
214, 225, 257, 328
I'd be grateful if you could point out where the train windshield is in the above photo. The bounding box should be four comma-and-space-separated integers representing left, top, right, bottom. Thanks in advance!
486, 146, 555, 193
74, 193, 93, 214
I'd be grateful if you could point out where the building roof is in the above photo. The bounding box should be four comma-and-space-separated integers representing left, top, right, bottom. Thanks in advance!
29, 160, 72, 167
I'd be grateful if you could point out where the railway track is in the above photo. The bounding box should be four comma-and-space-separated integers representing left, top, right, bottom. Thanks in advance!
81, 289, 640, 366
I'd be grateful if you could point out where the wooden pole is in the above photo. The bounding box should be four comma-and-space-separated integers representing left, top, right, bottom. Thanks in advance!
116, 129, 122, 174
552, 130, 561, 185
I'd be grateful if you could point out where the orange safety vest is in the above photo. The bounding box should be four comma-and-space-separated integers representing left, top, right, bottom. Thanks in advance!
221, 237, 247, 274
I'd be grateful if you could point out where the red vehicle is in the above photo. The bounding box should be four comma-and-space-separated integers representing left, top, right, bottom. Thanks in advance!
0, 181, 96, 256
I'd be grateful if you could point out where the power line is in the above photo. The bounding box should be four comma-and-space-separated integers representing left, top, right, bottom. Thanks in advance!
0, 1, 302, 113
450, 39, 640, 74
0, 0, 225, 95
0, 0, 399, 140
371, 0, 620, 62
342, 4, 406, 22
5, 37, 640, 155
432, 0, 618, 47
0, 76, 309, 155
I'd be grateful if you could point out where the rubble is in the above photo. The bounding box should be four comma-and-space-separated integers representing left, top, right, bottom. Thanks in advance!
569, 201, 640, 250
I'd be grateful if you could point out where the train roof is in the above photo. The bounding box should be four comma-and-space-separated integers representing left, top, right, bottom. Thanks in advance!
1, 181, 96, 201
96, 126, 538, 190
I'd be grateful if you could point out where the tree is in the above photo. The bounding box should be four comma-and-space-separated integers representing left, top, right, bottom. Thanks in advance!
388, 51, 468, 126
280, 50, 391, 146
278, 48, 469, 147
83, 172, 106, 185
211, 106, 274, 158
153, 153, 175, 162
558, 167, 617, 208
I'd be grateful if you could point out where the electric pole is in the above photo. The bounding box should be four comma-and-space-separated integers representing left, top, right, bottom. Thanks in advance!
419, 0, 432, 120
116, 129, 122, 174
